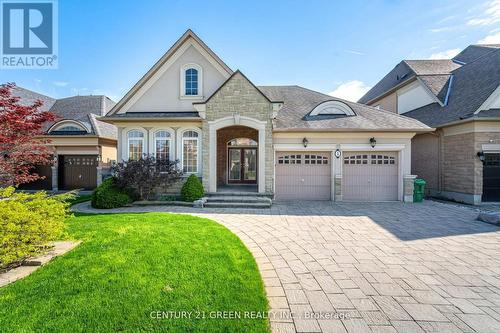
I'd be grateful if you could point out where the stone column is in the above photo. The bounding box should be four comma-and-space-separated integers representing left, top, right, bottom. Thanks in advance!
51, 165, 58, 192
96, 166, 103, 186
403, 175, 417, 202
258, 128, 266, 194
334, 175, 342, 201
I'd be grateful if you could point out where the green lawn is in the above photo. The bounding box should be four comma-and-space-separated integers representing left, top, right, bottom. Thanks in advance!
0, 213, 269, 332
66, 194, 92, 206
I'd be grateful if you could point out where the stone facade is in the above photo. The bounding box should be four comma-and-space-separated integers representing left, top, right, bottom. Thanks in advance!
216, 126, 258, 186
202, 72, 274, 193
403, 175, 417, 202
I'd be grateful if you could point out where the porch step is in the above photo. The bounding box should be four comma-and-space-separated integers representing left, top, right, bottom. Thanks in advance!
206, 196, 272, 204
203, 195, 272, 209
203, 201, 271, 209
206, 191, 273, 198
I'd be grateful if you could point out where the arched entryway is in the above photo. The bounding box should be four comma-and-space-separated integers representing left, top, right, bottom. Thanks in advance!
216, 126, 258, 187
207, 115, 267, 193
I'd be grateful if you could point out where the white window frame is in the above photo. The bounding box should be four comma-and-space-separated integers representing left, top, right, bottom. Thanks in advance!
148, 127, 174, 161
126, 129, 146, 160
178, 127, 202, 175
180, 63, 203, 99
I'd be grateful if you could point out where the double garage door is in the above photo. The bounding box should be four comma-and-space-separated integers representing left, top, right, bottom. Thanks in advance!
275, 151, 398, 201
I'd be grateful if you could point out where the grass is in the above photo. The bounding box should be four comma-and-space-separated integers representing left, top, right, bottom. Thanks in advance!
66, 194, 92, 206
0, 213, 269, 332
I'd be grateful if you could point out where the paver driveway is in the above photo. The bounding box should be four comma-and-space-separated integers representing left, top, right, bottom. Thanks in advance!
75, 201, 500, 333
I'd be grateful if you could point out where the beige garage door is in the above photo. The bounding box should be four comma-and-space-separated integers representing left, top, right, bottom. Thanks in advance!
275, 152, 331, 200
343, 152, 398, 201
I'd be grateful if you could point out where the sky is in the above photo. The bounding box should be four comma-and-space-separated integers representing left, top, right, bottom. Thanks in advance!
2, 0, 500, 102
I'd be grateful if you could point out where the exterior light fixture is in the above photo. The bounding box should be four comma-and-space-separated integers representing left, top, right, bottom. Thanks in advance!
302, 137, 309, 148
53, 155, 58, 163
477, 151, 485, 162
96, 155, 102, 163
369, 137, 377, 148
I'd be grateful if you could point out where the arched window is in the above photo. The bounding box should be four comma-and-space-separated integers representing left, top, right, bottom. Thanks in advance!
127, 130, 144, 160
227, 138, 258, 146
154, 130, 171, 161
185, 68, 198, 96
181, 63, 202, 98
57, 126, 84, 132
182, 130, 199, 173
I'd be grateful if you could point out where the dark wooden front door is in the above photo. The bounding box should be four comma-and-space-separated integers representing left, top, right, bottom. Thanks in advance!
59, 155, 98, 190
227, 148, 257, 184
483, 153, 500, 202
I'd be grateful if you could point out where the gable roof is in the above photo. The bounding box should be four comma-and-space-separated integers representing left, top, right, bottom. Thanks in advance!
358, 59, 460, 105
11, 86, 117, 139
403, 47, 500, 127
259, 86, 431, 132
107, 29, 233, 116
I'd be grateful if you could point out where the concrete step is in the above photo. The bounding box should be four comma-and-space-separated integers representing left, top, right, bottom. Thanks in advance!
203, 201, 271, 209
206, 191, 273, 198
205, 196, 272, 204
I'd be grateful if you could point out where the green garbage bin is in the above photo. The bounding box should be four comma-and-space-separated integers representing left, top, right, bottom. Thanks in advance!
413, 178, 426, 203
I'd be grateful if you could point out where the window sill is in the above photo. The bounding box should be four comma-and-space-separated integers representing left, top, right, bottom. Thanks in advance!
180, 95, 204, 100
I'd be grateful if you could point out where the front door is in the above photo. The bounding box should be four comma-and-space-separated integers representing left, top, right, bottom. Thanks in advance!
228, 148, 257, 184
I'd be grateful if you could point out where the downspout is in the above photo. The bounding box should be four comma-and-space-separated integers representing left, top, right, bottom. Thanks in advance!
444, 75, 454, 106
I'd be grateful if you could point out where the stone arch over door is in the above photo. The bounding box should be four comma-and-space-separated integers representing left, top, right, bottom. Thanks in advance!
206, 115, 267, 193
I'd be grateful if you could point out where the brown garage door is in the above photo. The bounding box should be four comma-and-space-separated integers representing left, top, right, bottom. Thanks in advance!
275, 152, 331, 200
59, 155, 98, 190
343, 152, 398, 201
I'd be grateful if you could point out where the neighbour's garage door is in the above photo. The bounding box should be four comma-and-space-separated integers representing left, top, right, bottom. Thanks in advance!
483, 153, 500, 202
343, 152, 398, 201
275, 152, 331, 200
59, 155, 98, 190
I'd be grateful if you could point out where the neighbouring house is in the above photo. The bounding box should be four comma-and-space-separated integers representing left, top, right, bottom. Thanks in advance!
103, 30, 431, 202
13, 86, 117, 191
359, 44, 500, 204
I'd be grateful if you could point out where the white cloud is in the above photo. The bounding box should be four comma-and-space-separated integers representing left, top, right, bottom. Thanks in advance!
428, 48, 461, 59
478, 29, 500, 43
328, 80, 372, 102
345, 49, 365, 55
53, 81, 69, 87
467, 0, 500, 26
429, 26, 455, 33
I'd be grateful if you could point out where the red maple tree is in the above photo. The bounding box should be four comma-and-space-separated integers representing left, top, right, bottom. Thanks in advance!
0, 83, 57, 187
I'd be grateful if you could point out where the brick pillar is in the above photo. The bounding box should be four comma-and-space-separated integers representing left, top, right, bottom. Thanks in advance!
403, 175, 417, 202
334, 175, 342, 201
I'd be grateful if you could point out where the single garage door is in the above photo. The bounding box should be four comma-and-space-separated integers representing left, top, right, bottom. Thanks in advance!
275, 152, 331, 200
59, 155, 98, 190
483, 153, 500, 202
343, 152, 398, 201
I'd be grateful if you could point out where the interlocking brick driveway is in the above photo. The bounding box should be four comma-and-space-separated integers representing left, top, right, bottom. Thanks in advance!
75, 201, 500, 333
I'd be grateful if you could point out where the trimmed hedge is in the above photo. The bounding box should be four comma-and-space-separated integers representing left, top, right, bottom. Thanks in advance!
0, 187, 71, 269
181, 175, 204, 202
91, 177, 133, 209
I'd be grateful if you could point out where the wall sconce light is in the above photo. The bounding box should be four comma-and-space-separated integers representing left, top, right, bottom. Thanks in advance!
302, 137, 309, 148
477, 151, 485, 162
369, 137, 377, 148
53, 155, 58, 163
96, 155, 102, 163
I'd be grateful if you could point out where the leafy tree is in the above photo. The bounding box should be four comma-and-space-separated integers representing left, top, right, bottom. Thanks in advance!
0, 83, 56, 187
113, 156, 182, 200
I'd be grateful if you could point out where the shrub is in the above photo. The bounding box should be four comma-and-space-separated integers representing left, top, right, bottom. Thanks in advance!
113, 157, 182, 200
0, 187, 72, 269
91, 177, 133, 209
181, 175, 204, 202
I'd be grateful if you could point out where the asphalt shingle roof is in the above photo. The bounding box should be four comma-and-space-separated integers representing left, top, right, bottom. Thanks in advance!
11, 87, 117, 139
403, 48, 500, 127
259, 85, 430, 131
453, 44, 500, 64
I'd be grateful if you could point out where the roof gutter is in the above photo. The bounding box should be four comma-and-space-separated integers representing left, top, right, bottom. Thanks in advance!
101, 117, 202, 123
439, 117, 500, 128
272, 127, 434, 133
